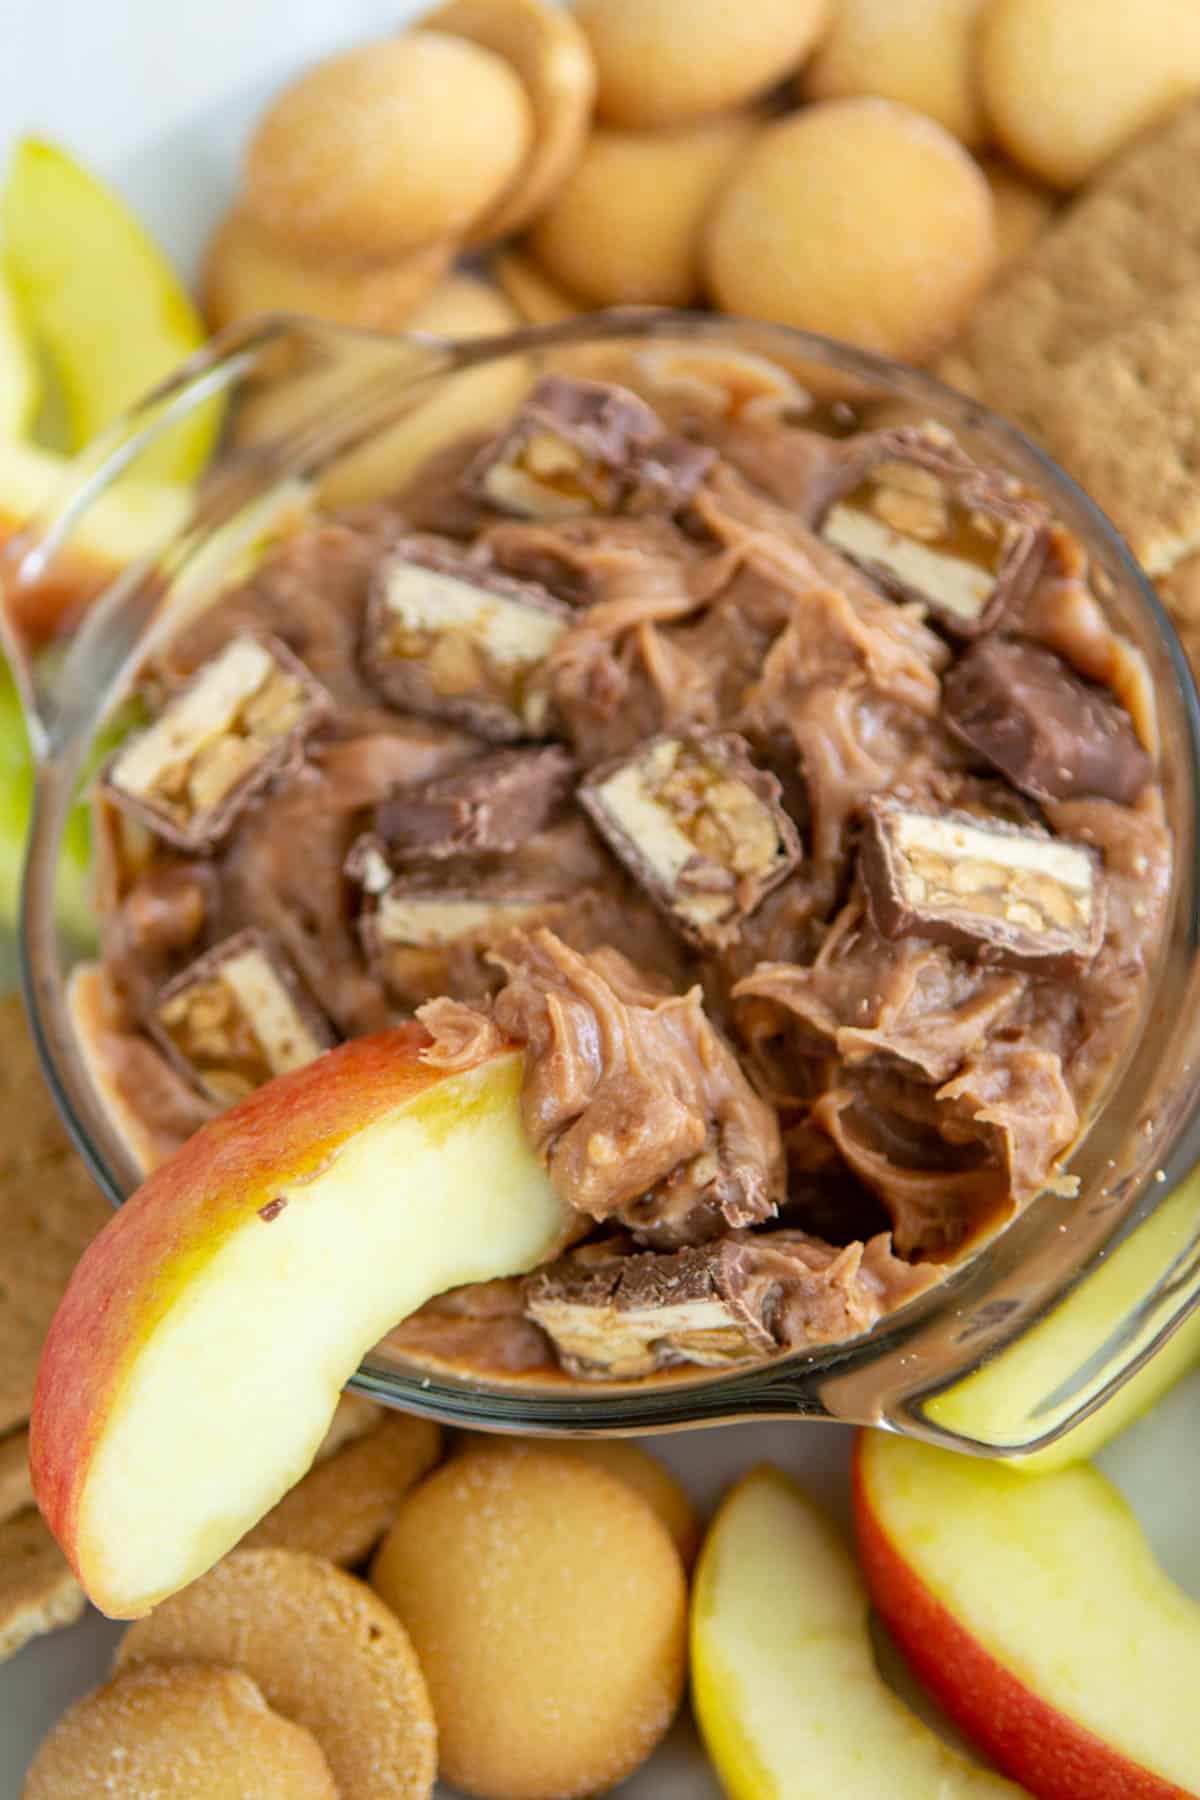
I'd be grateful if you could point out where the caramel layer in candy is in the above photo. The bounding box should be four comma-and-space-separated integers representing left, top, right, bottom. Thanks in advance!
942, 636, 1153, 805
470, 374, 713, 520
579, 732, 800, 949
860, 800, 1103, 973
363, 538, 569, 741
375, 745, 574, 860
151, 929, 333, 1105
819, 427, 1046, 634
104, 634, 330, 851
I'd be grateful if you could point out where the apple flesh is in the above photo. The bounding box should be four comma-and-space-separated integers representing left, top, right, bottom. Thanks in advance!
0, 266, 38, 436
690, 1463, 1022, 1798
854, 1430, 1200, 1799
31, 1025, 570, 1620
3, 137, 216, 483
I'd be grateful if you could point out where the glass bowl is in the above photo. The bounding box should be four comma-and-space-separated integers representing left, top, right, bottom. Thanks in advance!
9, 308, 1200, 1455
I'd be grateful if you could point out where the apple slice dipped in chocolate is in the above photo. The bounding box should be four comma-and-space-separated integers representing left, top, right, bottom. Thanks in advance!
31, 1024, 571, 1619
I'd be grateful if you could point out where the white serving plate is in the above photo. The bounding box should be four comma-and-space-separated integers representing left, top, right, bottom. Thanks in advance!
2, 8, 1200, 1793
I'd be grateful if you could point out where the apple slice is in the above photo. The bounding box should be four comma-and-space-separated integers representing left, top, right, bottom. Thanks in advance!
691, 1463, 1022, 1798
2, 138, 215, 482
854, 1430, 1200, 1798
31, 1025, 570, 1620
0, 267, 38, 436
0, 437, 187, 577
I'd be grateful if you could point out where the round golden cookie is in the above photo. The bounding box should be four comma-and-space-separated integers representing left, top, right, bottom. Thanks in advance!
980, 0, 1200, 190
575, 0, 830, 128
418, 0, 596, 243
319, 273, 528, 508
559, 1441, 701, 1571
245, 33, 534, 258
23, 1661, 337, 1799
978, 155, 1057, 270
243, 1412, 442, 1566
454, 1432, 701, 1568
202, 209, 455, 333
116, 1549, 436, 1800
491, 248, 582, 322
371, 1443, 687, 1799
803, 0, 991, 146
704, 99, 995, 363
527, 113, 759, 307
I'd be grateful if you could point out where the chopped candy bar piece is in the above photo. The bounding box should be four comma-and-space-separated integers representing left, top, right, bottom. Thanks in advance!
818, 427, 1046, 634
345, 835, 553, 1002
150, 930, 334, 1105
104, 635, 331, 851
579, 732, 800, 948
525, 1237, 776, 1378
524, 1228, 940, 1378
363, 537, 570, 741
375, 745, 574, 860
471, 374, 713, 519
943, 636, 1154, 805
860, 799, 1103, 974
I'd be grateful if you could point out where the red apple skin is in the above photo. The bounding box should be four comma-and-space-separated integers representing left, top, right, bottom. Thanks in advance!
852, 1433, 1192, 1800
31, 1023, 503, 1586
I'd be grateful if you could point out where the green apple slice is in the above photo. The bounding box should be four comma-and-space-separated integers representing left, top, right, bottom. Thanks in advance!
2, 138, 215, 481
0, 267, 39, 437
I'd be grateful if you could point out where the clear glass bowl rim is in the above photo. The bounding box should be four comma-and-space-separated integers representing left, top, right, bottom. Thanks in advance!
14, 306, 1200, 1452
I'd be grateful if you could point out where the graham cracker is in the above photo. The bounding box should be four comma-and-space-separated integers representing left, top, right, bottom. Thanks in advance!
1020, 288, 1200, 575
944, 98, 1200, 428
243, 1412, 441, 1567
0, 993, 112, 1433
0, 1509, 85, 1661
0, 1429, 32, 1523
1157, 549, 1200, 681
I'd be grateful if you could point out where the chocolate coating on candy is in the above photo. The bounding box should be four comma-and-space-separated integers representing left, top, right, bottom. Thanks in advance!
818, 427, 1047, 635
943, 636, 1154, 804
104, 634, 332, 852
471, 374, 714, 518
363, 535, 570, 741
860, 799, 1103, 974
151, 929, 334, 1106
375, 744, 574, 859
579, 731, 801, 949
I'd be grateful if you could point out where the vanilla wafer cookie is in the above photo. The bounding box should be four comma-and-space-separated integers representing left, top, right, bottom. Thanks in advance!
23, 1662, 338, 1798
117, 1549, 436, 1800
314, 1391, 383, 1463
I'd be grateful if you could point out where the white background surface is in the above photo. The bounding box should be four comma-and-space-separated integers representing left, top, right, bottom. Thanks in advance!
2, 4, 1199, 1795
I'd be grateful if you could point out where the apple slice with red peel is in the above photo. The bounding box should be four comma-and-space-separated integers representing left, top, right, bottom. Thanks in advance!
854, 1430, 1200, 1799
31, 1025, 570, 1620
691, 1463, 1022, 1798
